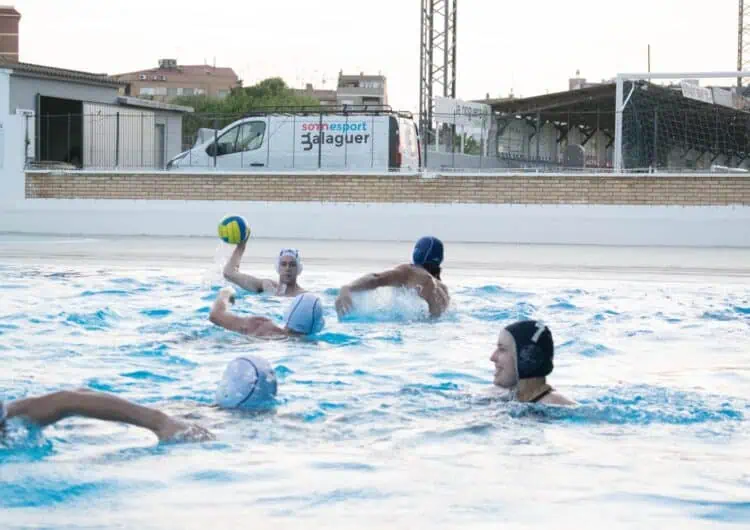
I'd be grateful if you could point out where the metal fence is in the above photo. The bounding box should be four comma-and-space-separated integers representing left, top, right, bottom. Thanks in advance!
21, 107, 750, 174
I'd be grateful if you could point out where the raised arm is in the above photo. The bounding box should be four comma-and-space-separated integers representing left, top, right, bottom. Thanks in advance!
335, 265, 410, 316
5, 390, 213, 443
223, 241, 274, 293
209, 286, 277, 336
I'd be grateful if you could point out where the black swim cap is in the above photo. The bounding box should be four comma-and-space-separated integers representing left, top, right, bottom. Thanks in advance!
504, 320, 554, 379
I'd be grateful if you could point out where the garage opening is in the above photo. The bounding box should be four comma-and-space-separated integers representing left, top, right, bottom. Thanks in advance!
37, 96, 83, 167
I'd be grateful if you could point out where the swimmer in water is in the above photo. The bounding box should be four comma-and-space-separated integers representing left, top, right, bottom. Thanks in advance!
1, 356, 277, 445
223, 242, 305, 297
209, 286, 324, 339
335, 236, 450, 318
491, 320, 575, 406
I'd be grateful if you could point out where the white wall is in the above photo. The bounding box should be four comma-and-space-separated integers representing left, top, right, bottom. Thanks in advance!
0, 69, 26, 204
1, 198, 748, 247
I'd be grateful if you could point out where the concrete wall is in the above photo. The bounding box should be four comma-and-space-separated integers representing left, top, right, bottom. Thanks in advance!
1, 198, 749, 247
0, 69, 26, 202
8, 75, 119, 112
23, 171, 750, 206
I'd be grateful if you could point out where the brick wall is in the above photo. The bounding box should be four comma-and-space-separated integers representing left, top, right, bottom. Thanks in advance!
25, 172, 750, 206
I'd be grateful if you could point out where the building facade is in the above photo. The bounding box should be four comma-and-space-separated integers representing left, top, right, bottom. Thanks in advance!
293, 72, 389, 108
113, 59, 240, 102
336, 72, 388, 106
0, 60, 191, 169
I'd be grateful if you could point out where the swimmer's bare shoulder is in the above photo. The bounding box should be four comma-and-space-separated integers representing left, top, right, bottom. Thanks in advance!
406, 265, 450, 317
540, 391, 576, 406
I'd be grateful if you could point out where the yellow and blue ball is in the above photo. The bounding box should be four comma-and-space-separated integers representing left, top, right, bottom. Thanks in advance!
218, 215, 250, 245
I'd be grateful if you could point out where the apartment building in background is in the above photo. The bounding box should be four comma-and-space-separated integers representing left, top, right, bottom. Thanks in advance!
294, 71, 389, 108
0, 5, 21, 62
113, 59, 241, 102
336, 71, 388, 106
292, 83, 338, 107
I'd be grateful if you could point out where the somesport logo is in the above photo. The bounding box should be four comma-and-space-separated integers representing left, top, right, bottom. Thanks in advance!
300, 121, 371, 151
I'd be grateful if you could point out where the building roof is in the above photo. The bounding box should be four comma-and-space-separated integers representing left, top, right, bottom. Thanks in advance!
0, 6, 20, 17
114, 64, 239, 81
0, 58, 125, 88
116, 95, 193, 113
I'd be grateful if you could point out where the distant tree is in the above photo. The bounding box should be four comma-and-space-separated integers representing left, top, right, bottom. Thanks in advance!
172, 77, 320, 148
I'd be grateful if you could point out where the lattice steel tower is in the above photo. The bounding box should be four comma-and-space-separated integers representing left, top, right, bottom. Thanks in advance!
739, 0, 750, 87
419, 0, 457, 160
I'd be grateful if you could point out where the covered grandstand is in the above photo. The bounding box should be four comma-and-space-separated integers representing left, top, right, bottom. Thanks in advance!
481, 81, 750, 171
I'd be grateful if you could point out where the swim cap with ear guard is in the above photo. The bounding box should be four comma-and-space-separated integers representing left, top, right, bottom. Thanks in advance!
276, 248, 303, 275
215, 356, 278, 410
504, 320, 554, 379
284, 293, 324, 335
412, 236, 444, 267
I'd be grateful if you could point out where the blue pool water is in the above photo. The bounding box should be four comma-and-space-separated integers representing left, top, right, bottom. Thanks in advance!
1, 248, 749, 529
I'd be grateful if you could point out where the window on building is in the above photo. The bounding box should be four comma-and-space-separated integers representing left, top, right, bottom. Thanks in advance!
167, 87, 179, 97
182, 88, 194, 96
236, 121, 266, 152
217, 89, 229, 99
139, 87, 156, 96
155, 87, 167, 96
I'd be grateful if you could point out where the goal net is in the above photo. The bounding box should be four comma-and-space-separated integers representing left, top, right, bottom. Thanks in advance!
615, 72, 750, 172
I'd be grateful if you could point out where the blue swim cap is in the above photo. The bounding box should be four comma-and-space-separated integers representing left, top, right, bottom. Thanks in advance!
412, 236, 444, 266
215, 356, 277, 410
284, 293, 325, 335
505, 320, 554, 379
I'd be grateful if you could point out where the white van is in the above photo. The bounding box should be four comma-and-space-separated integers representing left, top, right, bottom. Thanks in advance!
167, 108, 421, 171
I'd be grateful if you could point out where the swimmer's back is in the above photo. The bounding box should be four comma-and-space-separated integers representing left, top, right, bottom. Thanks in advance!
398, 264, 450, 317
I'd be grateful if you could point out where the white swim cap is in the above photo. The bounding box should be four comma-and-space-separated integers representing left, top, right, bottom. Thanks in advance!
283, 293, 325, 335
215, 356, 277, 410
276, 248, 303, 275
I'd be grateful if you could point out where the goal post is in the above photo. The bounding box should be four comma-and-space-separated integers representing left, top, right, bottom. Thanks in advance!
614, 71, 750, 173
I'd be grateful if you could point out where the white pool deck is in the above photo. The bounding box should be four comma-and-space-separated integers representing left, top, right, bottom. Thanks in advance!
1, 233, 749, 283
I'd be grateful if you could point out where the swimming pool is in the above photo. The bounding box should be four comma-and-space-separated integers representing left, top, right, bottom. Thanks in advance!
1, 236, 749, 529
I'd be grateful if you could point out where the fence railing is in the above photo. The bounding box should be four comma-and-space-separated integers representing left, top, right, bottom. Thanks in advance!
20, 107, 750, 174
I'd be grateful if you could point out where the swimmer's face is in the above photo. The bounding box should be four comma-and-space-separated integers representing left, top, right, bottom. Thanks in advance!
490, 330, 518, 388
278, 256, 299, 284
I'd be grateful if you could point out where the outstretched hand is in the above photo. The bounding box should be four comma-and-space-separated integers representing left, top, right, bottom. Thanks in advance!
157, 417, 215, 444
335, 287, 354, 317
219, 286, 236, 305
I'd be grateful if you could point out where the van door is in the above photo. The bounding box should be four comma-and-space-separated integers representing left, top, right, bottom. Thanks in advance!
233, 120, 267, 169
209, 120, 267, 170
208, 125, 239, 169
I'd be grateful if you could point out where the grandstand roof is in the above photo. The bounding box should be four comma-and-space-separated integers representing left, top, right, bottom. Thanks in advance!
479, 84, 617, 131
479, 81, 749, 134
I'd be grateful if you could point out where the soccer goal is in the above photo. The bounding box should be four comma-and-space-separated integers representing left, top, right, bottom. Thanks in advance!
613, 71, 750, 173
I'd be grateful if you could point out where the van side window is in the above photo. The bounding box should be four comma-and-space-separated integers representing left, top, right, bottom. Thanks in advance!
237, 121, 266, 152
213, 127, 239, 156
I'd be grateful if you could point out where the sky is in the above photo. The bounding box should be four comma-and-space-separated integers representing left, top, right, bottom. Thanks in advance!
11, 0, 740, 113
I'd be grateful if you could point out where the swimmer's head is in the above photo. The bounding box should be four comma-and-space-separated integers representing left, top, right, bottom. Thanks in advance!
283, 293, 325, 335
412, 236, 444, 280
276, 248, 302, 285
215, 356, 278, 410
491, 320, 554, 388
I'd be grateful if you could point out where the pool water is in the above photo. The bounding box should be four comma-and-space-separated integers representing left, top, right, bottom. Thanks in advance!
1, 244, 749, 529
